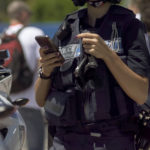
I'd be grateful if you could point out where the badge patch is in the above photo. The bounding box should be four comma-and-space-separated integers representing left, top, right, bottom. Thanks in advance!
59, 44, 81, 60
105, 37, 123, 54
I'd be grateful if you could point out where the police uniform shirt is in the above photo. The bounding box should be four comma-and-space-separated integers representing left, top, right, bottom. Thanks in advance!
52, 5, 150, 117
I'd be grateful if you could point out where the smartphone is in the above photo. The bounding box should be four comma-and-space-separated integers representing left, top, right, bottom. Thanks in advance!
35, 35, 65, 62
35, 35, 58, 53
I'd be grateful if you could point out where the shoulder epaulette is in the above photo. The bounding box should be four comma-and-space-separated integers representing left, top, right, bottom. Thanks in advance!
66, 8, 87, 21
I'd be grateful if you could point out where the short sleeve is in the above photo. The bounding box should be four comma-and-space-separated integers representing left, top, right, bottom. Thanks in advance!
123, 19, 150, 78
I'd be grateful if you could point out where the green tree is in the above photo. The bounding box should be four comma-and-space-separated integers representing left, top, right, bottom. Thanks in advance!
29, 0, 78, 22
0, 0, 12, 21
28, 0, 127, 22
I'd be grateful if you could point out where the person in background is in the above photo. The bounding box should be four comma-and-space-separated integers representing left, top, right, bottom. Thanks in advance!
127, 0, 141, 19
6, 1, 45, 150
128, 0, 150, 55
137, 0, 150, 34
35, 0, 150, 149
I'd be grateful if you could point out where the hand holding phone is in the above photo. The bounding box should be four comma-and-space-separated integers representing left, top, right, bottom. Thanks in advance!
35, 35, 65, 62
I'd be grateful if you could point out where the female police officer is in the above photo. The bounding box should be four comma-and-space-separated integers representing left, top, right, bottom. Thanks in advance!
35, 0, 150, 149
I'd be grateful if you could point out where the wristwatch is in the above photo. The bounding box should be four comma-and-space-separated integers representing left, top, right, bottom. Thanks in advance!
38, 67, 51, 79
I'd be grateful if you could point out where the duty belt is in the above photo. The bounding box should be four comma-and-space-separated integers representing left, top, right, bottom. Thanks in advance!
56, 116, 128, 135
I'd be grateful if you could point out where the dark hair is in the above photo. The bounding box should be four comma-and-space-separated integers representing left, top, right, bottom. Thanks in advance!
72, 0, 121, 6
72, 0, 85, 6
108, 0, 121, 3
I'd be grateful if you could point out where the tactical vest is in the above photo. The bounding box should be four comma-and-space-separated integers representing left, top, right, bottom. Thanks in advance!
44, 5, 139, 127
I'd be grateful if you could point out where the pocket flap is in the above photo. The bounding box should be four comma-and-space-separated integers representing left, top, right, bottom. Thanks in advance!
44, 91, 70, 117
60, 59, 74, 72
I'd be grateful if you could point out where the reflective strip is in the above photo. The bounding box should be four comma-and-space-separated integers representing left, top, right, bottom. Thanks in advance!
93, 142, 106, 150
90, 132, 102, 137
59, 44, 81, 60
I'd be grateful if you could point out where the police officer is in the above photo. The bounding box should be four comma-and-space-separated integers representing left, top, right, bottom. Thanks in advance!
35, 0, 150, 150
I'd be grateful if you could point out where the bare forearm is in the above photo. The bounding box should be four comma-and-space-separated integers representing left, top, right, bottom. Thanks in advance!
35, 78, 52, 107
76, 33, 149, 104
104, 50, 149, 105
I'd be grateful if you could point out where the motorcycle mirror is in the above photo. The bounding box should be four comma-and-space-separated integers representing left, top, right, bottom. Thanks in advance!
12, 98, 29, 107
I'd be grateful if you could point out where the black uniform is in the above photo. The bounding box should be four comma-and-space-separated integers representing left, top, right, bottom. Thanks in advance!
44, 5, 150, 150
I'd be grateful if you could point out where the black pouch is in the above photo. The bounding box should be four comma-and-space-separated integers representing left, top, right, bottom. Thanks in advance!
135, 109, 150, 150
60, 59, 77, 88
44, 90, 80, 127
52, 59, 77, 90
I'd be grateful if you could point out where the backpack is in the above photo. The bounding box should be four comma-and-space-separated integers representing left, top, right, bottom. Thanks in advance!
0, 28, 34, 93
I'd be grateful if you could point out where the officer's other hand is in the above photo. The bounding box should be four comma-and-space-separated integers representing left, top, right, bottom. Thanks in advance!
39, 47, 63, 76
76, 33, 112, 60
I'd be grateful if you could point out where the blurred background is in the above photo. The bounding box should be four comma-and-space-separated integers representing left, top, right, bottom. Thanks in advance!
0, 0, 128, 38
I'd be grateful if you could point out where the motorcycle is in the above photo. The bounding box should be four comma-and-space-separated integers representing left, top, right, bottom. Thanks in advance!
0, 49, 29, 150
